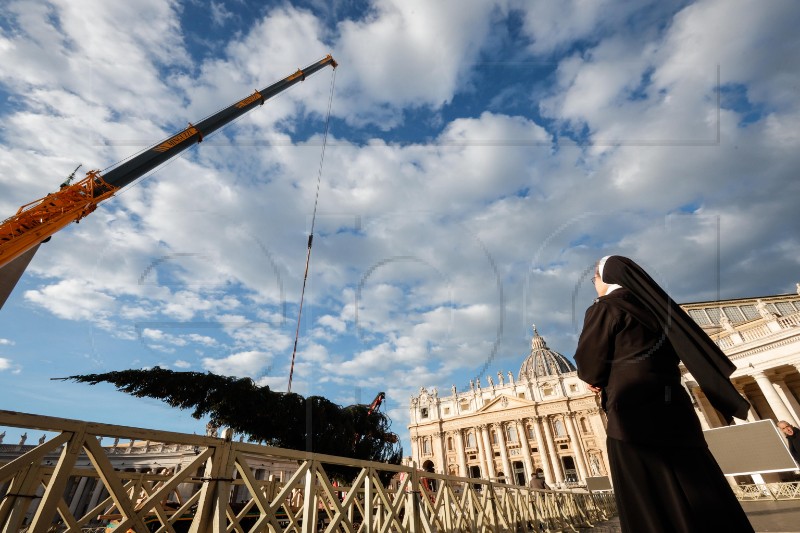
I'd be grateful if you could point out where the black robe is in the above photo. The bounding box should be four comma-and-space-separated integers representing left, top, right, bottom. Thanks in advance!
600, 255, 750, 422
574, 258, 753, 532
575, 288, 705, 446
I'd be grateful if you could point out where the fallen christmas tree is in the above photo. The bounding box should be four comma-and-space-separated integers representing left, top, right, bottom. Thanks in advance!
57, 367, 402, 479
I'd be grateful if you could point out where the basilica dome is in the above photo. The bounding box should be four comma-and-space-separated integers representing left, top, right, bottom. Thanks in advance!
518, 325, 576, 380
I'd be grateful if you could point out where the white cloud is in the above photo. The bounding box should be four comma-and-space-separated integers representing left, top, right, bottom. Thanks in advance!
1, 0, 798, 452
24, 279, 116, 321
0, 357, 22, 374
202, 350, 271, 377
335, 0, 503, 123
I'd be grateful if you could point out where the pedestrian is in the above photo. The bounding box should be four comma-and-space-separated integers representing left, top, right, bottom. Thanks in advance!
574, 255, 753, 532
528, 472, 549, 490
777, 420, 800, 464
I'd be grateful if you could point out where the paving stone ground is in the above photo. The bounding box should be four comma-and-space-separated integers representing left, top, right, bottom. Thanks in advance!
576, 500, 800, 533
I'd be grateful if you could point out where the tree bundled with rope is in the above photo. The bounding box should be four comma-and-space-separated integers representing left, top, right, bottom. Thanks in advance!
55, 367, 402, 479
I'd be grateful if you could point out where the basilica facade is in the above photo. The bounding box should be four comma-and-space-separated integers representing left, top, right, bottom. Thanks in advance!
407, 286, 800, 488
408, 326, 607, 489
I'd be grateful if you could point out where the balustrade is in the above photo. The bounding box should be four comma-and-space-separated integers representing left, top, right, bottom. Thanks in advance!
1, 410, 616, 532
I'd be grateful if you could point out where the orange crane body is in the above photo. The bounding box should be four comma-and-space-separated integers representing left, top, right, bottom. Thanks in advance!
0, 55, 337, 307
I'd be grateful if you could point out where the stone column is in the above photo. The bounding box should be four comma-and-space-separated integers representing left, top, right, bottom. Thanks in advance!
410, 436, 421, 469
87, 478, 105, 513
587, 408, 612, 477
542, 417, 565, 484
432, 431, 446, 474
478, 424, 496, 480
452, 430, 468, 478
734, 386, 759, 422
515, 419, 535, 479
753, 371, 796, 423
694, 391, 725, 427
686, 385, 712, 430
565, 414, 589, 482
494, 423, 512, 482
69, 476, 89, 515
773, 379, 800, 426
532, 416, 555, 486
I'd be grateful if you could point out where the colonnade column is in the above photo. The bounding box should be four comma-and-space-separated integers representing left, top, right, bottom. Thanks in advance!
494, 423, 512, 482
587, 408, 612, 477
753, 371, 796, 423
478, 424, 497, 480
531, 416, 554, 486
515, 419, 534, 479
68, 476, 89, 515
772, 379, 800, 426
452, 430, 468, 478
433, 431, 446, 474
542, 416, 564, 484
686, 385, 712, 430
565, 414, 589, 482
734, 386, 758, 423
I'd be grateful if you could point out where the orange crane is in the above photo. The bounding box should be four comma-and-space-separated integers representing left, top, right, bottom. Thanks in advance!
0, 54, 337, 308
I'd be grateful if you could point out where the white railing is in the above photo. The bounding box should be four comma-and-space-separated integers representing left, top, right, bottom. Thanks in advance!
711, 310, 800, 347
1, 410, 617, 532
732, 482, 800, 501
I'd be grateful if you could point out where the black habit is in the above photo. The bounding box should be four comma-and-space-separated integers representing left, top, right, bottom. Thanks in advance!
574, 256, 753, 532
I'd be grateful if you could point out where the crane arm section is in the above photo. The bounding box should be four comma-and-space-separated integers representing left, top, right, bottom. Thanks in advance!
0, 54, 337, 272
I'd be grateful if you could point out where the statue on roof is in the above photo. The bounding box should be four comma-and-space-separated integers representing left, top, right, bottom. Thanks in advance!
719, 314, 736, 333
756, 299, 777, 320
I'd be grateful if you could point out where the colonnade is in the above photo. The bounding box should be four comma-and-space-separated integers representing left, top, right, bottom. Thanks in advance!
414, 410, 608, 488
690, 365, 800, 428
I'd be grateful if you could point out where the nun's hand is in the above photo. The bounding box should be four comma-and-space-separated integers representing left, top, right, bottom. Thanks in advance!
588, 385, 602, 394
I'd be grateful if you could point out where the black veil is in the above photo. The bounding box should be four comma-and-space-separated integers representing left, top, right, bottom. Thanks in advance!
601, 255, 750, 422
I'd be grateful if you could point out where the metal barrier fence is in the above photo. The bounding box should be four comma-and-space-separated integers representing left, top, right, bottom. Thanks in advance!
732, 482, 800, 501
1, 410, 616, 532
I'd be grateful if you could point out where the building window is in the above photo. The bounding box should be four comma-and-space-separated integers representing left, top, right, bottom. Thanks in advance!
460, 401, 470, 411
491, 430, 498, 445
447, 437, 453, 451
580, 418, 591, 433
705, 308, 721, 325
518, 392, 525, 398
776, 302, 795, 316
569, 383, 578, 393
422, 439, 430, 455
688, 309, 711, 325
723, 306, 745, 322
542, 385, 553, 396
527, 426, 535, 440
506, 426, 518, 443
553, 419, 565, 436
420, 408, 428, 419
443, 407, 450, 415
740, 305, 759, 320
466, 432, 476, 448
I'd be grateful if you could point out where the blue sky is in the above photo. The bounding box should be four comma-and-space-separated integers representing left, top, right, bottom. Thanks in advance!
1, 0, 799, 453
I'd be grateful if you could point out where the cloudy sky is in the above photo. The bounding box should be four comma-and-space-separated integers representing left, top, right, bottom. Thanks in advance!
1, 0, 798, 452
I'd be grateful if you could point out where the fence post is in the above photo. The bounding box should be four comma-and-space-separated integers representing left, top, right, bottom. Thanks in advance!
408, 462, 422, 533
188, 429, 234, 533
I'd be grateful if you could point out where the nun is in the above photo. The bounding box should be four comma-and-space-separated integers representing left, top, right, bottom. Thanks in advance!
574, 255, 753, 532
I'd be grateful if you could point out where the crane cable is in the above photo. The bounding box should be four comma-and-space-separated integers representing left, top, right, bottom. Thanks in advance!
287, 66, 337, 394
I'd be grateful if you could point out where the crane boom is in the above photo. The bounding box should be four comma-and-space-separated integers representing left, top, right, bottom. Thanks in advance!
0, 54, 336, 308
